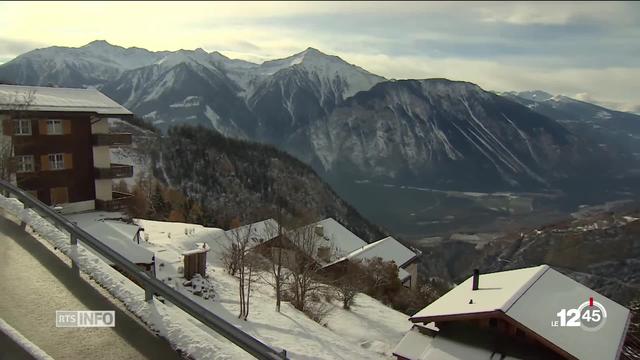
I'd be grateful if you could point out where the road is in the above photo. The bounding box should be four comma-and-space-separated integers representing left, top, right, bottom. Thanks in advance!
0, 215, 183, 360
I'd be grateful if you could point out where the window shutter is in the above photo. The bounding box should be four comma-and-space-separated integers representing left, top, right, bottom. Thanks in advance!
63, 153, 73, 169
40, 155, 49, 171
63, 120, 72, 134
1, 118, 12, 135
38, 120, 47, 135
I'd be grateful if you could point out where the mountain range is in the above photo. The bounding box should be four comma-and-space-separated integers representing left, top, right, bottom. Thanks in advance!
1, 40, 640, 238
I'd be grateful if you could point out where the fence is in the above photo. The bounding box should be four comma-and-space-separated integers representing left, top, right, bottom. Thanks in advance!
0, 179, 287, 360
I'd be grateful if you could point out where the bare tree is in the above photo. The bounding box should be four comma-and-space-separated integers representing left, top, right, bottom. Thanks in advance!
224, 223, 258, 320
258, 220, 289, 312
333, 260, 366, 310
0, 89, 36, 181
285, 224, 333, 313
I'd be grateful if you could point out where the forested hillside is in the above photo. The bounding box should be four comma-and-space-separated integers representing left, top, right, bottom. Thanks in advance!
120, 122, 385, 242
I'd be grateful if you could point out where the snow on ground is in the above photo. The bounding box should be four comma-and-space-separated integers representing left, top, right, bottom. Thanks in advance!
0, 318, 55, 360
137, 218, 413, 359
0, 196, 254, 359
0, 197, 412, 360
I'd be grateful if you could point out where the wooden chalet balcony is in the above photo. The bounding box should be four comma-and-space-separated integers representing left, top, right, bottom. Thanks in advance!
94, 163, 133, 179
95, 191, 134, 212
92, 133, 133, 146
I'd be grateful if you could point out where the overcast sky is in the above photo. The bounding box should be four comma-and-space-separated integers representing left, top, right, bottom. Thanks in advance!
1, 1, 638, 112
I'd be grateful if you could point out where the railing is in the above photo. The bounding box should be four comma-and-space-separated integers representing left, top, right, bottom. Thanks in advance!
92, 133, 133, 147
95, 191, 133, 211
0, 179, 288, 360
94, 163, 134, 179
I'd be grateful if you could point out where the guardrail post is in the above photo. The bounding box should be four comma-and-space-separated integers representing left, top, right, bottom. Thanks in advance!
145, 283, 154, 302
145, 269, 156, 302
69, 231, 80, 276
20, 203, 29, 230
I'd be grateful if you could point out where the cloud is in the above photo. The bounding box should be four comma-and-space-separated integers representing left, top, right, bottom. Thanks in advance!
0, 1, 638, 113
0, 37, 44, 60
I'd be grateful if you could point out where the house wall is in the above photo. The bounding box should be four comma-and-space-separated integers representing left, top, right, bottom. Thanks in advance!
91, 118, 109, 134
93, 146, 110, 168
7, 112, 97, 207
403, 261, 419, 289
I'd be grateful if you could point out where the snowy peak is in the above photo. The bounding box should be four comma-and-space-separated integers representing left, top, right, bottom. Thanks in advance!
508, 90, 554, 102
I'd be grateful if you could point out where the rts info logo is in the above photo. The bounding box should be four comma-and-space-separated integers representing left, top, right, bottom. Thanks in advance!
551, 297, 607, 332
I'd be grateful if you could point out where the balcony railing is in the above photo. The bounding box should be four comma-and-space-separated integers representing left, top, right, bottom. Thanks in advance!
92, 133, 133, 147
94, 163, 133, 179
95, 191, 134, 211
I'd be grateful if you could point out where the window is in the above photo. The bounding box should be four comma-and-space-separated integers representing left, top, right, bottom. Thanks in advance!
46, 120, 64, 135
48, 153, 65, 170
16, 155, 34, 173
13, 119, 31, 135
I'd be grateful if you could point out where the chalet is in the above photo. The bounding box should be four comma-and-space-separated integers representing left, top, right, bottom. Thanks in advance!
0, 84, 134, 214
300, 218, 369, 264
219, 218, 281, 246
323, 236, 421, 288
393, 265, 630, 360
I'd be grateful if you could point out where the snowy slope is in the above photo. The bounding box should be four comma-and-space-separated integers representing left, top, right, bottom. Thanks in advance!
136, 219, 412, 359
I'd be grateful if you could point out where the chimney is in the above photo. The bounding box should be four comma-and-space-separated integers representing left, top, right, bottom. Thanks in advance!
314, 224, 324, 237
472, 269, 480, 290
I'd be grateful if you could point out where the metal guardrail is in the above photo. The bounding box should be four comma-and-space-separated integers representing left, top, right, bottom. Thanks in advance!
0, 180, 288, 360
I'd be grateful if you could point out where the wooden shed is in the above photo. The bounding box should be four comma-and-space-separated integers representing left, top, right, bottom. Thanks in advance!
182, 243, 209, 280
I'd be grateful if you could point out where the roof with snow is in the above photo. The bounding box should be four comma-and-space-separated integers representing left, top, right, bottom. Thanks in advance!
334, 236, 417, 267
393, 325, 531, 360
0, 84, 132, 116
67, 212, 153, 264
298, 218, 368, 261
217, 218, 280, 248
322, 236, 417, 282
410, 265, 630, 360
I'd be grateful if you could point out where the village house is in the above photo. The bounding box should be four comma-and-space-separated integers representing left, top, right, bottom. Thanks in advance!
393, 265, 631, 360
221, 217, 422, 287
0, 84, 134, 214
322, 236, 421, 288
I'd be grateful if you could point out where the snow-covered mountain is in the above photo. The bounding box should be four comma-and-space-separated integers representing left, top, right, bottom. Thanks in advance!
302, 79, 605, 190
504, 90, 640, 173
0, 41, 384, 139
0, 40, 165, 87
0, 41, 625, 193
248, 48, 385, 142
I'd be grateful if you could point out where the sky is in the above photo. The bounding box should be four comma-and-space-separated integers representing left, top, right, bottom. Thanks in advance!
0, 1, 639, 112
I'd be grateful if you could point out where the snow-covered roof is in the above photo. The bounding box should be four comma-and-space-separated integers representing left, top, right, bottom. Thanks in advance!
182, 243, 210, 256
217, 218, 280, 248
343, 236, 417, 267
411, 265, 631, 360
322, 236, 417, 281
0, 84, 132, 116
299, 218, 368, 260
393, 326, 525, 360
67, 212, 153, 264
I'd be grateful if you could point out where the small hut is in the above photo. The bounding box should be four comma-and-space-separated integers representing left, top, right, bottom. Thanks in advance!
182, 243, 209, 280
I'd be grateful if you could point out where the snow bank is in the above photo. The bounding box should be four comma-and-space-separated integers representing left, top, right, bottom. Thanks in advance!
0, 196, 413, 359
0, 195, 250, 359
0, 318, 55, 360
